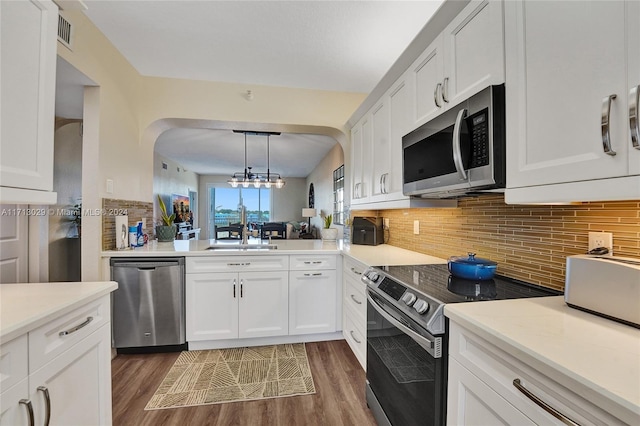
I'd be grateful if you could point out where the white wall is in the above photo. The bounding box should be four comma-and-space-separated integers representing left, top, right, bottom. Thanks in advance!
306, 143, 344, 235
153, 152, 199, 225
198, 175, 306, 239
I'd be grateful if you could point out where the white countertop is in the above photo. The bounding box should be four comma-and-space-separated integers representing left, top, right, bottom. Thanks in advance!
444, 296, 640, 424
342, 243, 446, 266
0, 281, 118, 342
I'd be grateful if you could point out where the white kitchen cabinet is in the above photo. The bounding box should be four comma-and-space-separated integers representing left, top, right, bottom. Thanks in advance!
0, 0, 58, 204
342, 256, 368, 369
447, 321, 625, 426
505, 0, 640, 203
186, 270, 288, 341
370, 100, 391, 200
0, 297, 112, 426
412, 0, 504, 126
350, 116, 372, 204
289, 269, 337, 335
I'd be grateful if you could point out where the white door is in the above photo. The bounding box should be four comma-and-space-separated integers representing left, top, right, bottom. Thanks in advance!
350, 124, 363, 202
0, 205, 28, 283
388, 77, 412, 198
289, 270, 337, 335
505, 0, 628, 188
239, 271, 288, 338
628, 0, 640, 175
413, 35, 444, 126
29, 325, 112, 426
186, 272, 238, 341
371, 100, 391, 199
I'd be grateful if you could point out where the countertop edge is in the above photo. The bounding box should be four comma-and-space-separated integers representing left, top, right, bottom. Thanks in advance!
1, 282, 118, 342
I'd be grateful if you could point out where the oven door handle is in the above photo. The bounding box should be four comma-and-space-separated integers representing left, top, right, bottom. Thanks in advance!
452, 108, 468, 180
366, 292, 440, 358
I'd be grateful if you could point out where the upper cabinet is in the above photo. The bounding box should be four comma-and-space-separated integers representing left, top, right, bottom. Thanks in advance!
0, 0, 58, 204
505, 0, 640, 203
412, 0, 505, 127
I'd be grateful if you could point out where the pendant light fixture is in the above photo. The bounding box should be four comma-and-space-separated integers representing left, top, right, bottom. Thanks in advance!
227, 131, 286, 189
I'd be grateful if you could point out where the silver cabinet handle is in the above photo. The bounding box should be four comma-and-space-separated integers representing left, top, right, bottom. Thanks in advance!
350, 294, 362, 305
350, 267, 362, 275
379, 174, 384, 194
630, 85, 639, 149
442, 77, 449, 103
19, 399, 35, 426
452, 108, 468, 180
434, 83, 442, 108
240, 279, 243, 298
233, 278, 237, 298
303, 261, 322, 264
37, 386, 51, 426
59, 316, 93, 336
227, 262, 241, 266
513, 379, 579, 426
303, 272, 323, 277
601, 94, 617, 156
349, 330, 361, 344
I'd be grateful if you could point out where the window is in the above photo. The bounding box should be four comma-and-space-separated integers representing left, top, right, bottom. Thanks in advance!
333, 165, 345, 225
208, 186, 270, 239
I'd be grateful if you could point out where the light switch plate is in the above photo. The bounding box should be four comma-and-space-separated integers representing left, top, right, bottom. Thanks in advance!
413, 220, 419, 235
106, 179, 114, 194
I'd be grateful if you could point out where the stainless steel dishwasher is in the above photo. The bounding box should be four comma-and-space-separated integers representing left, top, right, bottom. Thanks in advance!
110, 257, 186, 351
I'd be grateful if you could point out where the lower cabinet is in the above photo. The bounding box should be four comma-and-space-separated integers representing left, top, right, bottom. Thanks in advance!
0, 296, 112, 426
186, 271, 288, 340
447, 321, 624, 425
289, 270, 337, 335
342, 256, 368, 369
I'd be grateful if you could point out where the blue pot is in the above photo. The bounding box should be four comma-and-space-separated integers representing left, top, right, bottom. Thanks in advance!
448, 252, 497, 280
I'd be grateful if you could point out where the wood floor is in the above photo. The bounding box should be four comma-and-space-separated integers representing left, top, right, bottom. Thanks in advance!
111, 340, 376, 426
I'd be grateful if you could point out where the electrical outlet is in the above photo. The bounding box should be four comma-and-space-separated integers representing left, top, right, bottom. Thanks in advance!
413, 220, 420, 235
588, 231, 613, 255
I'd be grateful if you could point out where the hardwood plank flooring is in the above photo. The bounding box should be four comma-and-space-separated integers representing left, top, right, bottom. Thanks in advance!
111, 340, 376, 426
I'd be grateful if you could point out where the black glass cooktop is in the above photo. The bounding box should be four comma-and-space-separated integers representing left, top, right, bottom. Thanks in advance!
376, 264, 560, 305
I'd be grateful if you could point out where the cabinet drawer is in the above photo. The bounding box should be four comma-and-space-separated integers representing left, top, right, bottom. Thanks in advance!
343, 308, 366, 370
187, 255, 289, 273
289, 255, 337, 270
342, 256, 367, 280
0, 334, 28, 393
449, 322, 625, 425
29, 296, 110, 372
344, 275, 366, 322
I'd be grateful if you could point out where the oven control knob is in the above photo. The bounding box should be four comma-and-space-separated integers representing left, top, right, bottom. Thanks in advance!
401, 292, 417, 306
367, 272, 379, 282
413, 299, 430, 315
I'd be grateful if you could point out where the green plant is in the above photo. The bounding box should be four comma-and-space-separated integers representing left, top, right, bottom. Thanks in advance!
157, 195, 176, 226
323, 214, 332, 229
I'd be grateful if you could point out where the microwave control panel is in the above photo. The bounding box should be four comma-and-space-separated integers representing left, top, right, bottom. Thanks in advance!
470, 108, 490, 168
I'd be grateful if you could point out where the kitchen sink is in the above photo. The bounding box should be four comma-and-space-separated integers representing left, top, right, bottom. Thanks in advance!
204, 244, 278, 251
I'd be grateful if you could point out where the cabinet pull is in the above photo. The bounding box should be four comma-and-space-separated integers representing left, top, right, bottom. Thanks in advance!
452, 108, 469, 180
630, 85, 639, 149
601, 94, 617, 156
303, 273, 323, 277
233, 279, 236, 298
240, 280, 243, 298
350, 294, 362, 305
227, 262, 241, 266
349, 330, 361, 344
442, 77, 449, 103
434, 83, 442, 108
304, 261, 322, 265
59, 316, 93, 336
37, 386, 51, 426
512, 379, 579, 426
18, 399, 35, 426
350, 267, 362, 275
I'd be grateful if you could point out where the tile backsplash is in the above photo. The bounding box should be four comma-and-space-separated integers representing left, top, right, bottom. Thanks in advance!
353, 195, 640, 291
102, 198, 154, 250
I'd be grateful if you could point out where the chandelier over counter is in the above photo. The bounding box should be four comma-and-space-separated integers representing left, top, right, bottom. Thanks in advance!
227, 130, 286, 189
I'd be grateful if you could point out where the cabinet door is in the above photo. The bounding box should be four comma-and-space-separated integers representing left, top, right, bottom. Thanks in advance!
443, 0, 504, 106
412, 35, 444, 126
505, 0, 628, 188
371, 100, 391, 199
238, 271, 288, 338
289, 270, 337, 335
388, 77, 413, 198
186, 272, 238, 341
29, 325, 112, 426
628, 0, 640, 176
350, 123, 363, 202
447, 358, 535, 426
0, 379, 30, 426
0, 0, 57, 192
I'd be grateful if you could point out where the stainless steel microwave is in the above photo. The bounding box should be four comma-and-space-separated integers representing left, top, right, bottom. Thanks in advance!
402, 84, 505, 198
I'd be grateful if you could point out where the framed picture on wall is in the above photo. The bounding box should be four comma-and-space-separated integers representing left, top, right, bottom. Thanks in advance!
171, 194, 190, 223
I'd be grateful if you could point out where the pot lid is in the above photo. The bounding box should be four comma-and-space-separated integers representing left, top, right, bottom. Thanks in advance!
448, 252, 497, 266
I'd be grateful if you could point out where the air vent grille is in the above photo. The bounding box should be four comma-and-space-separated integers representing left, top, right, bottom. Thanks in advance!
58, 14, 72, 49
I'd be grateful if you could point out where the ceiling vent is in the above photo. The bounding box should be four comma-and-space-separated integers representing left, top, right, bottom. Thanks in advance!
57, 14, 73, 50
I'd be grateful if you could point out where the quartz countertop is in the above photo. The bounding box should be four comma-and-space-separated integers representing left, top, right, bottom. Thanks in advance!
342, 243, 446, 267
0, 281, 118, 342
444, 296, 640, 424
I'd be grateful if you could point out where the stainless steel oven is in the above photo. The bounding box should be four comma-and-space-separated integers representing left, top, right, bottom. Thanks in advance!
362, 264, 559, 426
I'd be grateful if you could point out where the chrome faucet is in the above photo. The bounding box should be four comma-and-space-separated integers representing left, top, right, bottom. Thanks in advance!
240, 205, 248, 244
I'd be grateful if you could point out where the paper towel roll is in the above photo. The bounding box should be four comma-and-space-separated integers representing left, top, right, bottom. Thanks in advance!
115, 215, 129, 249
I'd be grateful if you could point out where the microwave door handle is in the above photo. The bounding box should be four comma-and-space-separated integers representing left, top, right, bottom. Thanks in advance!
452, 108, 468, 180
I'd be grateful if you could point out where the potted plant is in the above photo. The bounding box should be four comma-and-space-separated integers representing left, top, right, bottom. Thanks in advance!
320, 214, 338, 241
156, 195, 177, 242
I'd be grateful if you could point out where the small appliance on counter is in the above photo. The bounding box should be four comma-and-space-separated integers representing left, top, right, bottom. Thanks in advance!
351, 217, 383, 246
565, 255, 640, 328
